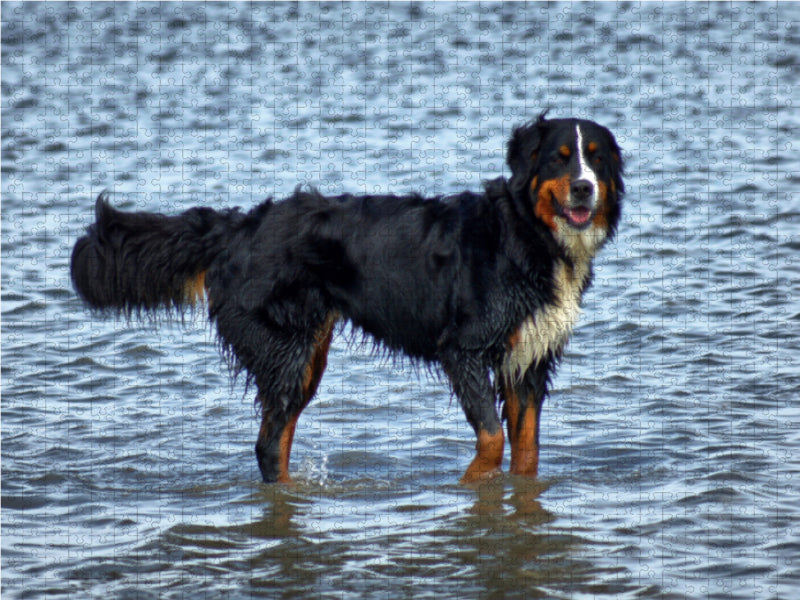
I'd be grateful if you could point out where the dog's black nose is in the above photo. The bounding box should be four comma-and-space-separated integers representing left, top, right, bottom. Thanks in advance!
570, 179, 594, 201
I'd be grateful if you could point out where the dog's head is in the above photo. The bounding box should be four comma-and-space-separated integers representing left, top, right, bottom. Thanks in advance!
507, 113, 624, 257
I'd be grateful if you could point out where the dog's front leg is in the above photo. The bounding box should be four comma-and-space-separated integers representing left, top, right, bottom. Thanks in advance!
502, 366, 548, 478
443, 356, 504, 483
461, 425, 505, 484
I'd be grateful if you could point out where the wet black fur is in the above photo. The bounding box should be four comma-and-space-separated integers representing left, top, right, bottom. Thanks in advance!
71, 114, 624, 482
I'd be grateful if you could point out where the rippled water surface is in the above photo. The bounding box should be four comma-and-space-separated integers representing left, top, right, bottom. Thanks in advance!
3, 2, 799, 599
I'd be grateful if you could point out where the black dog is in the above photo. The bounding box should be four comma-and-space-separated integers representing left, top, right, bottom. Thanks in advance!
71, 114, 624, 483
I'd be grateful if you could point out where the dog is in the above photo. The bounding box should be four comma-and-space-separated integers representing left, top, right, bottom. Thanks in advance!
71, 113, 624, 484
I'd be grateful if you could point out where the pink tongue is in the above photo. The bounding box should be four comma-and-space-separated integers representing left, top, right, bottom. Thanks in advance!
568, 207, 591, 225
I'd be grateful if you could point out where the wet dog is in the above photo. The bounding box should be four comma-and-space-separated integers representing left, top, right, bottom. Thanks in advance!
71, 113, 624, 483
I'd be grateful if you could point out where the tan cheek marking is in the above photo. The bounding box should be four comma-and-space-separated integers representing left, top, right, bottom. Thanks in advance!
534, 192, 557, 232
535, 175, 570, 232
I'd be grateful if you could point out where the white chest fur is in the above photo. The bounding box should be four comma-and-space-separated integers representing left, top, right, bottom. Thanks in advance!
501, 261, 588, 382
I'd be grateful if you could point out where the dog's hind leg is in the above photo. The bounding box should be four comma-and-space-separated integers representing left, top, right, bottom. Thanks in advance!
254, 315, 336, 483
443, 355, 505, 483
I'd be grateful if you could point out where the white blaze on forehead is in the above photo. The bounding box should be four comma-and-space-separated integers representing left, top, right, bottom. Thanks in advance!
575, 124, 599, 199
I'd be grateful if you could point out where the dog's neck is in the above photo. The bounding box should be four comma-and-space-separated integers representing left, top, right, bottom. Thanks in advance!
555, 220, 608, 268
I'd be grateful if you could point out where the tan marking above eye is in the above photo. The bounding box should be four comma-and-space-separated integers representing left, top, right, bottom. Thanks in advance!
559, 145, 571, 158
588, 141, 598, 153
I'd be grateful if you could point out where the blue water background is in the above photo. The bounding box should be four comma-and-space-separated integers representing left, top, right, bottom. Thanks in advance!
2, 2, 799, 599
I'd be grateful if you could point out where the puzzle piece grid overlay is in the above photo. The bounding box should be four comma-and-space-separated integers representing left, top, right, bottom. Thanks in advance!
2, 3, 798, 599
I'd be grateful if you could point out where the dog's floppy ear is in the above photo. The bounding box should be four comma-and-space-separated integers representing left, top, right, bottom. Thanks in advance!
506, 112, 548, 196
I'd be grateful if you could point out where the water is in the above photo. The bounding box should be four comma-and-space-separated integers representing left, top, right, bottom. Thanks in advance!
2, 2, 799, 598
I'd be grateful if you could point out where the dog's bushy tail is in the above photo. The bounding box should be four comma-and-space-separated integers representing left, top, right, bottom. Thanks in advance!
71, 192, 241, 314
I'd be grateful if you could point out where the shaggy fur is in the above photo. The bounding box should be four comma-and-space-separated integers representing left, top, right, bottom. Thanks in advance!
71, 114, 624, 483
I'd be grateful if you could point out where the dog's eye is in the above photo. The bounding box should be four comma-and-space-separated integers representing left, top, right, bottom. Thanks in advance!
592, 155, 603, 165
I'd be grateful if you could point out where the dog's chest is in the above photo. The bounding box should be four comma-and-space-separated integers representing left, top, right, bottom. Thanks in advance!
501, 261, 588, 382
